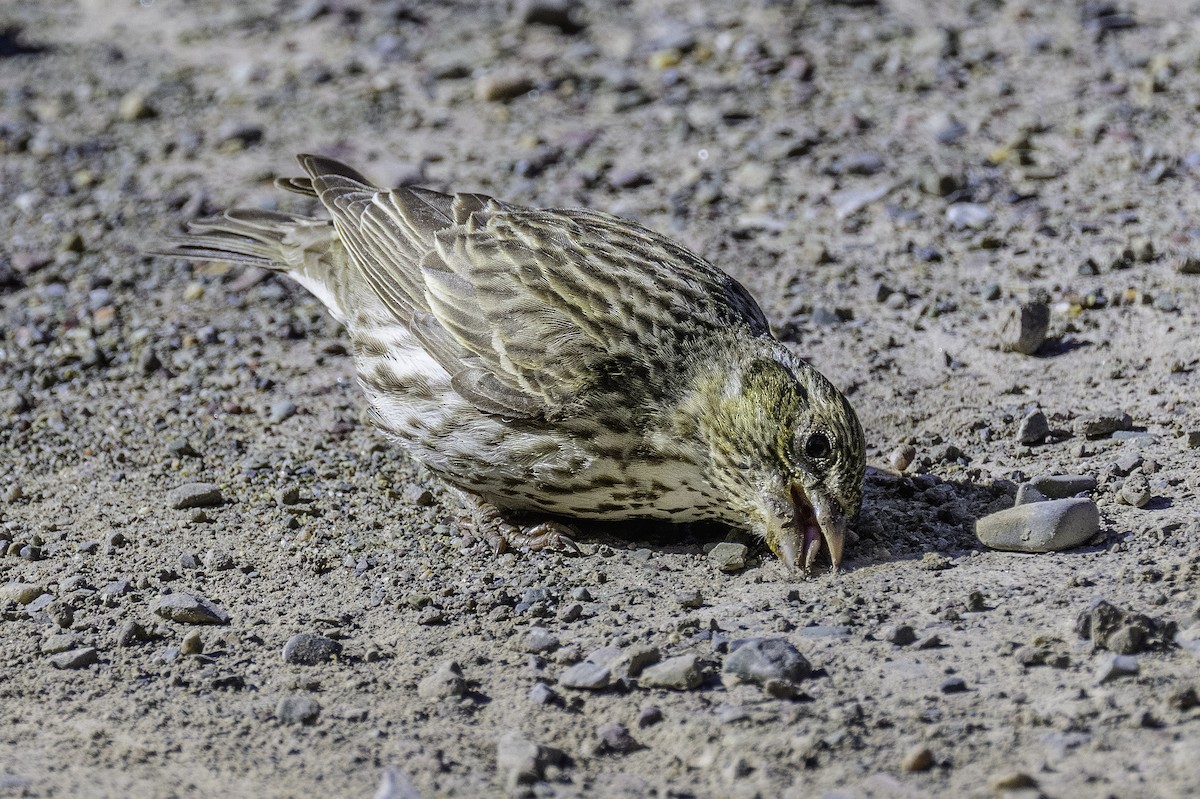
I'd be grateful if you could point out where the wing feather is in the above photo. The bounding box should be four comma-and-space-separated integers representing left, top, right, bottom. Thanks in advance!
296, 155, 770, 420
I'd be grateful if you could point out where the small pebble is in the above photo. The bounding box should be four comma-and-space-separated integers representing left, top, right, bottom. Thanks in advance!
268, 399, 297, 424
946, 202, 993, 229
276, 695, 321, 725
722, 638, 811, 689
1029, 474, 1097, 498
901, 745, 934, 773
48, 646, 98, 670
372, 767, 423, 799
117, 89, 156, 121
167, 482, 224, 510
637, 704, 663, 728
42, 633, 83, 654
998, 300, 1050, 355
181, 630, 203, 655
282, 632, 342, 665
1074, 410, 1133, 439
975, 498, 1099, 553
1118, 473, 1152, 508
888, 444, 916, 473
528, 682, 558, 705
514, 0, 580, 33
639, 654, 706, 690
203, 549, 235, 571
417, 660, 467, 700
475, 72, 534, 102
118, 621, 148, 647
883, 624, 916, 646
558, 661, 611, 690
1, 582, 45, 605
940, 676, 968, 693
1016, 409, 1050, 445
707, 542, 748, 572
596, 722, 640, 754
1014, 483, 1048, 505
989, 772, 1039, 791
151, 592, 231, 625
1096, 654, 1139, 683
516, 626, 560, 654
1175, 254, 1200, 275
495, 731, 563, 792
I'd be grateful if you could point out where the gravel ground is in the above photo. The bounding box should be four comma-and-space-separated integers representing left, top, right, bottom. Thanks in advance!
1, 1, 1199, 797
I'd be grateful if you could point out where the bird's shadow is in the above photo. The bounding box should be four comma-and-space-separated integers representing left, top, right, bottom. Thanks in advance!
520, 468, 1010, 572
850, 468, 1011, 567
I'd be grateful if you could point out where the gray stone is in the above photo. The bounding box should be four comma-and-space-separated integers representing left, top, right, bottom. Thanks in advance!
516, 626, 560, 654
1016, 409, 1050, 445
151, 592, 231, 625
708, 542, 748, 572
610, 645, 661, 679
1029, 474, 1097, 498
1096, 654, 1139, 683
596, 721, 640, 754
1014, 483, 1048, 505
268, 399, 297, 424
722, 638, 811, 688
417, 660, 467, 700
1118, 473, 1152, 508
276, 695, 321, 725
514, 0, 579, 32
528, 682, 558, 705
0, 582, 45, 605
203, 549, 235, 571
1074, 410, 1133, 439
282, 632, 342, 665
167, 482, 224, 510
181, 630, 203, 655
117, 621, 148, 647
975, 498, 1100, 553
1112, 453, 1142, 476
495, 730, 564, 791
1175, 624, 1200, 659
373, 767, 422, 799
639, 653, 706, 690
48, 646, 98, 669
999, 301, 1050, 355
558, 660, 611, 690
42, 632, 83, 654
940, 676, 968, 693
475, 72, 534, 103
946, 202, 993, 229
882, 624, 916, 646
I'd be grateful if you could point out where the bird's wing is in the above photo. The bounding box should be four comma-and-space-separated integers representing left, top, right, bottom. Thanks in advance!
421, 206, 772, 417
299, 155, 770, 418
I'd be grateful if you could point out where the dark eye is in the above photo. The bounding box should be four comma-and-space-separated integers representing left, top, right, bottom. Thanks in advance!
805, 432, 832, 460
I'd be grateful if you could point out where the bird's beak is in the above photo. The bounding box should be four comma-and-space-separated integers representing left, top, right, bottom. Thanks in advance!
771, 484, 846, 573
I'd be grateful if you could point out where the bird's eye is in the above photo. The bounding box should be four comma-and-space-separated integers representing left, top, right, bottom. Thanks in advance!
805, 432, 832, 460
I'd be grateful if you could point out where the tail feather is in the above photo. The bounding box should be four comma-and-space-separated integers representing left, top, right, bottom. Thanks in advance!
153, 210, 327, 269
150, 155, 395, 325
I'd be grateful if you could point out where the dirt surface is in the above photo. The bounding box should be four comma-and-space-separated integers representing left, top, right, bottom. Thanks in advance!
1, 1, 1199, 797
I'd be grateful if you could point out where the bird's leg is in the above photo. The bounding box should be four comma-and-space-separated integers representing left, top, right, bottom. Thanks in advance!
450, 489, 580, 555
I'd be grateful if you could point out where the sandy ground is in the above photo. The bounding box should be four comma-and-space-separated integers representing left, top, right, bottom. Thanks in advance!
1, 1, 1199, 797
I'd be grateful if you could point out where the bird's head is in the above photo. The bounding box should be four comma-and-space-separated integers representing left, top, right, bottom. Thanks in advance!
697, 345, 866, 573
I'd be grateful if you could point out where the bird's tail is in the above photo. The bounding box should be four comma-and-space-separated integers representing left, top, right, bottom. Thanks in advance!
153, 207, 351, 320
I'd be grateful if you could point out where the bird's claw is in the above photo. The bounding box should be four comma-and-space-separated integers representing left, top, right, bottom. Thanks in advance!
489, 521, 580, 556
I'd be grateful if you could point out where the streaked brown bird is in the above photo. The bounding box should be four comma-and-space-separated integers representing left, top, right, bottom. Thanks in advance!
157, 154, 866, 571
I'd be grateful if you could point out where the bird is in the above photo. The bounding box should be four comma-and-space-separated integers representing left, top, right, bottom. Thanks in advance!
156, 154, 866, 572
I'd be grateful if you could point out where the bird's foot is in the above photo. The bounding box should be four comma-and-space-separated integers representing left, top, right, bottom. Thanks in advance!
452, 490, 580, 556
490, 520, 581, 555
